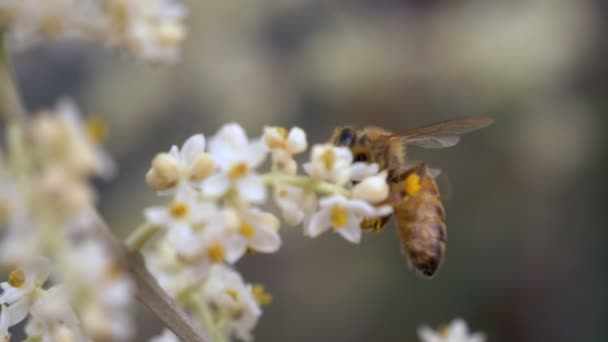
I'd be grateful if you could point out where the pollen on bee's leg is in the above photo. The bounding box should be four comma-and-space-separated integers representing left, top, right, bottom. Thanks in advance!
404, 173, 422, 196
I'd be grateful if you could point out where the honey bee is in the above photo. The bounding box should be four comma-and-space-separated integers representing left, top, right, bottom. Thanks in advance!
330, 117, 494, 277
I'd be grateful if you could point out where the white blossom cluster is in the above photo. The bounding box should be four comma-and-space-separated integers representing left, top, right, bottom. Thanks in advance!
418, 318, 486, 342
0, 98, 134, 341
141, 123, 393, 341
0, 0, 186, 63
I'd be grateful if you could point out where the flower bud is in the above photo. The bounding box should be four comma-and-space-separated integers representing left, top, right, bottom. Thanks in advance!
189, 153, 215, 181
146, 153, 179, 190
352, 171, 389, 203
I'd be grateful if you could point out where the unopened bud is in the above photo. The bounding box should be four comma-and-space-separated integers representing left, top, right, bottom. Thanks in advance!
189, 153, 215, 181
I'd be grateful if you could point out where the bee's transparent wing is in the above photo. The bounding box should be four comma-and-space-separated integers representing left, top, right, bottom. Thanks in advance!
394, 116, 494, 148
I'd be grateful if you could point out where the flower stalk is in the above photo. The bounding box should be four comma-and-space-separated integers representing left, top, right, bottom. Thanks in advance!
0, 30, 25, 123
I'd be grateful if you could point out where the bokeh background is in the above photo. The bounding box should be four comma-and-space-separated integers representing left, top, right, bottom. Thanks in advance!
10, 0, 607, 341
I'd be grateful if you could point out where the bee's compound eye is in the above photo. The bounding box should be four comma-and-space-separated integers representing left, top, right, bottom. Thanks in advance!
336, 128, 356, 147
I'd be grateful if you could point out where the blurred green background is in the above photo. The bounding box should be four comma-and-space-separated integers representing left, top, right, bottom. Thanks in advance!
11, 0, 607, 341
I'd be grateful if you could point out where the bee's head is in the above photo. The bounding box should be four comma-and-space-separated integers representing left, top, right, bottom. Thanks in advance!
333, 127, 357, 147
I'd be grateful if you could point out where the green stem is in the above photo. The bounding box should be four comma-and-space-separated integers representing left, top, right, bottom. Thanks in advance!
0, 30, 25, 123
125, 222, 160, 252
262, 172, 350, 197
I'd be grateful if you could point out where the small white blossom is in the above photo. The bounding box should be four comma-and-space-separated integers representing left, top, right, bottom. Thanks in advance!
418, 319, 486, 342
303, 144, 353, 185
67, 239, 134, 340
204, 265, 261, 342
146, 134, 215, 194
263, 126, 307, 175
236, 208, 281, 254
273, 185, 316, 226
0, 257, 81, 340
167, 207, 247, 266
203, 123, 268, 203
31, 98, 116, 179
144, 187, 216, 235
306, 195, 392, 243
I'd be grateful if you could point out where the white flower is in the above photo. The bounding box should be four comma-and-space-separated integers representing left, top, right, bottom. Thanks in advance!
25, 285, 82, 341
273, 185, 316, 226
0, 257, 81, 340
418, 319, 486, 342
351, 170, 390, 203
203, 123, 268, 203
204, 265, 261, 341
236, 208, 281, 253
105, 0, 187, 63
306, 195, 392, 243
143, 240, 209, 297
31, 98, 117, 179
67, 239, 134, 340
150, 329, 180, 342
263, 126, 307, 175
167, 208, 246, 266
146, 134, 215, 194
303, 144, 353, 185
144, 187, 217, 235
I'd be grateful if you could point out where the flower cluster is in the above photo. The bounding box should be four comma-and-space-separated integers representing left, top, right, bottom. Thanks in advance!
0, 98, 134, 341
0, 0, 186, 64
418, 318, 486, 342
140, 123, 393, 340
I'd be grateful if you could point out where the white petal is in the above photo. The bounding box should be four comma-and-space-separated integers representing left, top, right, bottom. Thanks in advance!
286, 127, 307, 154
237, 175, 266, 203
202, 173, 230, 197
318, 195, 346, 209
305, 209, 331, 238
0, 286, 27, 305
6, 300, 29, 327
351, 171, 389, 203
180, 134, 206, 164
250, 228, 281, 253
417, 326, 440, 342
168, 145, 180, 160
223, 237, 247, 264
336, 220, 362, 244
350, 162, 379, 181
144, 207, 170, 226
245, 140, 268, 169
167, 223, 201, 257
213, 123, 248, 149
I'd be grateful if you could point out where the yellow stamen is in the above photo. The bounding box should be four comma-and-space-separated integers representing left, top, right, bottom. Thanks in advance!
208, 244, 225, 263
225, 289, 239, 301
228, 162, 249, 179
85, 116, 108, 144
169, 202, 189, 219
8, 269, 25, 288
404, 173, 422, 196
240, 222, 255, 238
438, 323, 450, 337
246, 248, 257, 255
266, 127, 289, 149
320, 149, 335, 171
252, 284, 272, 305
330, 205, 348, 230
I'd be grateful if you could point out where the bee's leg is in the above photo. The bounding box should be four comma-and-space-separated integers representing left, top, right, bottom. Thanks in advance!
361, 215, 391, 232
